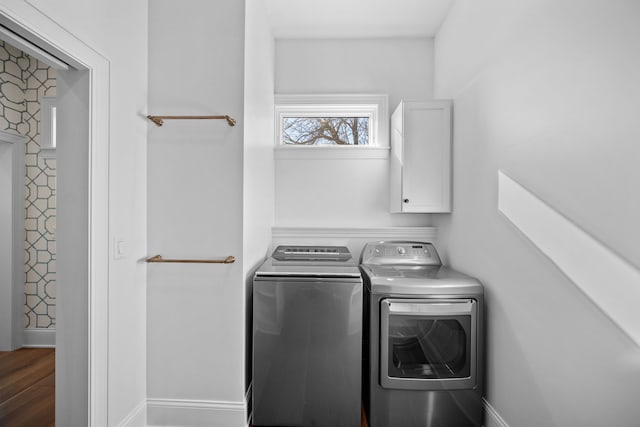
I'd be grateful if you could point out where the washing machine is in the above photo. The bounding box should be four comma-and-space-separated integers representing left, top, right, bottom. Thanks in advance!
253, 245, 362, 427
360, 241, 484, 427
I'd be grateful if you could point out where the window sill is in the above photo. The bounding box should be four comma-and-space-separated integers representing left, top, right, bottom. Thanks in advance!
274, 146, 389, 160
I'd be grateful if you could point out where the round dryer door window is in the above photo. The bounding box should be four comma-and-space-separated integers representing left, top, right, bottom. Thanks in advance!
379, 298, 478, 390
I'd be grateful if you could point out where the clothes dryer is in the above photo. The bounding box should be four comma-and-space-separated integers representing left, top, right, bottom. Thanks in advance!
360, 241, 484, 427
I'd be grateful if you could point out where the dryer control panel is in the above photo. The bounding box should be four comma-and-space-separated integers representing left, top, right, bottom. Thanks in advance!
360, 241, 441, 266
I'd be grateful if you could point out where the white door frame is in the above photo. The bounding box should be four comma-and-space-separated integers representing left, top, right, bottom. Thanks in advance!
0, 130, 25, 351
0, 3, 109, 426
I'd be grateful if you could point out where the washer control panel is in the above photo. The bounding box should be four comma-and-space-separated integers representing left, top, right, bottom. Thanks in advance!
272, 245, 352, 262
360, 241, 441, 266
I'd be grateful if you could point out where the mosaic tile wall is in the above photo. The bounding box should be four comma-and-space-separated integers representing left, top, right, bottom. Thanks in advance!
0, 40, 57, 329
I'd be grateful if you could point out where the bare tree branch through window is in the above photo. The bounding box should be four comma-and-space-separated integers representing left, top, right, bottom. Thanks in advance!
283, 117, 369, 145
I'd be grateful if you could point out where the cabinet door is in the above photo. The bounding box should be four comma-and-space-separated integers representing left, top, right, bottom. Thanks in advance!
391, 101, 451, 213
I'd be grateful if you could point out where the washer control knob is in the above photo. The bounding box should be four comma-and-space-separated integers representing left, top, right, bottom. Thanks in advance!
397, 246, 406, 255
403, 198, 410, 203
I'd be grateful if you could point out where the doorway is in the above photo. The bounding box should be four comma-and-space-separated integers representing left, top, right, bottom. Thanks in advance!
0, 38, 58, 348
0, 9, 110, 426
0, 36, 58, 425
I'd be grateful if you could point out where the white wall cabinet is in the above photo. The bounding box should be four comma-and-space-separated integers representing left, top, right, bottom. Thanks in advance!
390, 100, 452, 213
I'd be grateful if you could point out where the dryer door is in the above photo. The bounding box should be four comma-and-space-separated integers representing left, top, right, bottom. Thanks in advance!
380, 298, 477, 390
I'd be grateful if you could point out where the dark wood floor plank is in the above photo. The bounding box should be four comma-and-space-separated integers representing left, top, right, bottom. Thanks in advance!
0, 381, 55, 427
0, 348, 49, 377
0, 348, 55, 426
0, 349, 54, 404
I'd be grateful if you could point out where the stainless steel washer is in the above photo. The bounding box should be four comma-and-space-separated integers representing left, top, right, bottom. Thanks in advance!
252, 245, 363, 427
360, 241, 484, 427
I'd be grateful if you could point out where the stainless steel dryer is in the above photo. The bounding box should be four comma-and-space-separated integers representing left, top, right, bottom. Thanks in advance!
253, 245, 363, 427
360, 241, 484, 427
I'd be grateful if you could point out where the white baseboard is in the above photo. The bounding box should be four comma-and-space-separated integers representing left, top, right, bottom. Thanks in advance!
117, 399, 146, 427
147, 398, 246, 427
22, 328, 55, 348
132, 395, 500, 427
483, 398, 509, 427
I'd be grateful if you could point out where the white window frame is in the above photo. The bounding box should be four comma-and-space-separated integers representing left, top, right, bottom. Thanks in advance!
40, 96, 57, 159
275, 94, 389, 159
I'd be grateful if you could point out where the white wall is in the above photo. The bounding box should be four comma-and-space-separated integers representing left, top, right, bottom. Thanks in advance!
243, 0, 275, 281
276, 38, 434, 109
0, 1, 148, 425
274, 38, 433, 227
243, 0, 275, 396
147, 1, 247, 425
433, 1, 640, 426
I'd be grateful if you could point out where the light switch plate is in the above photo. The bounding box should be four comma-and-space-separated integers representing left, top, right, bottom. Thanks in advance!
113, 235, 127, 260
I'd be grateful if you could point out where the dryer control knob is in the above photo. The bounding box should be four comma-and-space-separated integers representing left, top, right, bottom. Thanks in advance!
397, 247, 406, 255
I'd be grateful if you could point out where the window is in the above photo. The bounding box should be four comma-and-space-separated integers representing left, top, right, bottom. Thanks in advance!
40, 96, 57, 159
283, 116, 370, 146
275, 94, 389, 158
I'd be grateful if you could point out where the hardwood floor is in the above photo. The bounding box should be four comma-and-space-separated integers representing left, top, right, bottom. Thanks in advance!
0, 348, 55, 427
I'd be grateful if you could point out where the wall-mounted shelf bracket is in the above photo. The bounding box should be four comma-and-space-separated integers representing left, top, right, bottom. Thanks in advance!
147, 115, 236, 127
145, 254, 236, 264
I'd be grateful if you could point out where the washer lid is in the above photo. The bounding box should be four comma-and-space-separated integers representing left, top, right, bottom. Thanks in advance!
255, 258, 361, 279
255, 245, 361, 279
